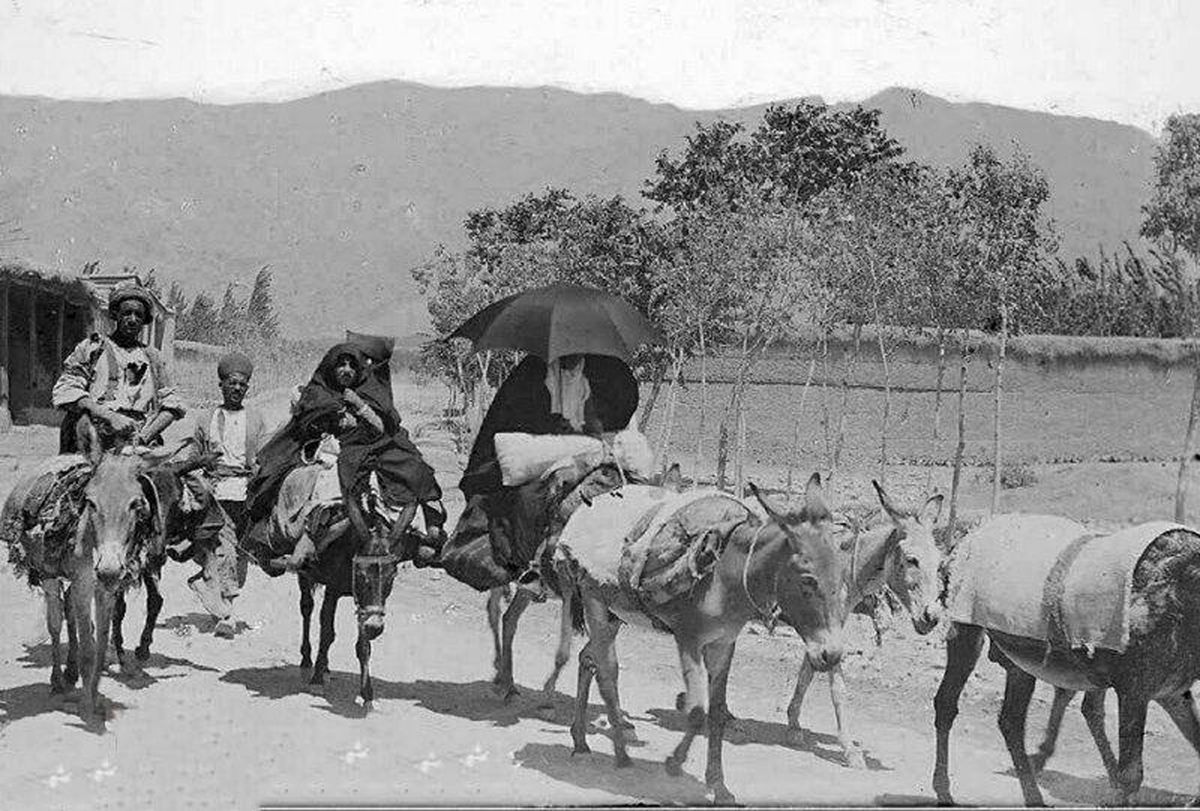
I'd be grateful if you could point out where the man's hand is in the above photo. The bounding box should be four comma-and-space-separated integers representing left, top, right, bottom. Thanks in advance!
104, 410, 138, 437
342, 388, 367, 412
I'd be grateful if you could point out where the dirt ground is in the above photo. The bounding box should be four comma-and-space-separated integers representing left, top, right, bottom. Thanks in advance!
2, 382, 1199, 809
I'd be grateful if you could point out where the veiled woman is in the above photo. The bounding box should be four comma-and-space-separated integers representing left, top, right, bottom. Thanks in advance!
245, 342, 445, 571
441, 352, 639, 590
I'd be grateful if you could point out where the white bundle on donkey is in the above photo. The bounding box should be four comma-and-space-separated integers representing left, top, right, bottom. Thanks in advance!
493, 425, 657, 489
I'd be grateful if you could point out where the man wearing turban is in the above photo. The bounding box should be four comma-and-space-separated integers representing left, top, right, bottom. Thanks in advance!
53, 281, 186, 452
188, 352, 271, 616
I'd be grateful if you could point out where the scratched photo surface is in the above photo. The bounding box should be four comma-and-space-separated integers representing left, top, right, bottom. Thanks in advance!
2, 2, 1199, 808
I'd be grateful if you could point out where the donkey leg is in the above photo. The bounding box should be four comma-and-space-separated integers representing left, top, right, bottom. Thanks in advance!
487, 586, 508, 679
111, 588, 128, 670
829, 663, 867, 769
1030, 687, 1075, 774
44, 578, 67, 694
135, 569, 164, 662
570, 638, 598, 755
577, 590, 629, 767
1080, 689, 1120, 786
310, 589, 339, 686
543, 590, 575, 694
703, 635, 739, 806
932, 623, 985, 806
355, 627, 374, 711
299, 575, 315, 669
91, 587, 117, 715
69, 571, 98, 719
63, 581, 79, 688
1109, 690, 1148, 807
495, 587, 533, 702
996, 666, 1045, 807
785, 650, 816, 746
1157, 690, 1200, 805
666, 634, 707, 777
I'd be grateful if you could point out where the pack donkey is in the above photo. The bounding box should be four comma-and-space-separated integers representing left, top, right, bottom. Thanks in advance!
555, 474, 848, 805
931, 513, 1200, 807
1, 415, 217, 720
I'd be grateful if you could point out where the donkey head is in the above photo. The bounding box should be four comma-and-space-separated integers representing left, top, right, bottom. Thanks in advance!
79, 445, 215, 589
872, 480, 945, 635
751, 474, 847, 672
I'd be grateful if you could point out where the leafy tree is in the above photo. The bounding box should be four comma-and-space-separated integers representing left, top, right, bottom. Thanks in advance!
1141, 115, 1200, 521
644, 101, 906, 213
1142, 114, 1200, 261
246, 266, 280, 341
180, 292, 219, 342
947, 143, 1058, 514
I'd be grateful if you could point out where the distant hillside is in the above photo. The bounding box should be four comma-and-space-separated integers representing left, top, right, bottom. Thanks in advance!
0, 82, 1159, 338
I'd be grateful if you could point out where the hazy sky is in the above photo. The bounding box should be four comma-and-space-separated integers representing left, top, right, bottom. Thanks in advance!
0, 0, 1193, 134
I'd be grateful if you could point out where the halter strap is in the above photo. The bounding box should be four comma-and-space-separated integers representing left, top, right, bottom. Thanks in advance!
740, 523, 779, 627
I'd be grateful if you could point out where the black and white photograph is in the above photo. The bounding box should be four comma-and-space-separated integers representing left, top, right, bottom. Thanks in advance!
1, 1, 1198, 807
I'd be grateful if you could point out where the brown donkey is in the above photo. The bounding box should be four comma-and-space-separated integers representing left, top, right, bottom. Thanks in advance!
557, 473, 847, 805
931, 516, 1200, 807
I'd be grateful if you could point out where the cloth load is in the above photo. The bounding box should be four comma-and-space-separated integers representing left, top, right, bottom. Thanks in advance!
557, 486, 754, 607
947, 513, 1198, 653
1, 454, 93, 585
494, 426, 657, 488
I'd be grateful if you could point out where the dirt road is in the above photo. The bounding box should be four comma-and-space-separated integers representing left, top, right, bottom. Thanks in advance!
2, 388, 1198, 808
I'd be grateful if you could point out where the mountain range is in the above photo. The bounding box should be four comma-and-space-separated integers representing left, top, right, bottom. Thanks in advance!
0, 82, 1161, 338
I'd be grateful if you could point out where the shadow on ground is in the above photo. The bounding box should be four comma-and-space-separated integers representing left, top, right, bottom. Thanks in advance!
1032, 768, 1191, 807
512, 741, 711, 806
220, 666, 639, 732
645, 705, 889, 771
0, 679, 130, 734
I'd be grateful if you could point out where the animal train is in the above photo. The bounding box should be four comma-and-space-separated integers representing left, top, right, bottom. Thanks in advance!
6, 418, 1200, 807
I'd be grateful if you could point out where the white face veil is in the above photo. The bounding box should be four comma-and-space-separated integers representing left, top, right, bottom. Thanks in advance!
545, 356, 591, 431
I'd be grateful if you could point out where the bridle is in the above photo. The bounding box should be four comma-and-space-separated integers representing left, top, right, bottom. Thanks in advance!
741, 521, 780, 627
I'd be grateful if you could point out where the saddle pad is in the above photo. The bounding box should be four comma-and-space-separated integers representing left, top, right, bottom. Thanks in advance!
556, 485, 692, 585
948, 513, 1193, 653
1, 454, 92, 582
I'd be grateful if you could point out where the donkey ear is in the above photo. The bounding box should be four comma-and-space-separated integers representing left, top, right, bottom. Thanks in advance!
872, 479, 904, 521
803, 472, 828, 518
661, 463, 683, 492
749, 482, 788, 523
77, 414, 104, 467
918, 494, 945, 527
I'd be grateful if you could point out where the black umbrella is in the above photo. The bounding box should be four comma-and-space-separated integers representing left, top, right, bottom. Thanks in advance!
446, 283, 664, 363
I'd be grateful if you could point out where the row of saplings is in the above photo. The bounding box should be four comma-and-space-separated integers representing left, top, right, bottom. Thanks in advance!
4, 415, 1200, 807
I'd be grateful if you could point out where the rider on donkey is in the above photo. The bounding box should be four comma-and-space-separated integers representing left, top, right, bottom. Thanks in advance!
442, 352, 639, 591
246, 340, 447, 572
51, 281, 239, 619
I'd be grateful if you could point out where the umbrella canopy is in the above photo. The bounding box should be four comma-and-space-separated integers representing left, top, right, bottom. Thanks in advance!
446, 283, 664, 363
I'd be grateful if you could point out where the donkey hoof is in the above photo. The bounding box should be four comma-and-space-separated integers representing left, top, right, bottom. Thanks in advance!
134, 644, 151, 663
614, 752, 632, 769
361, 699, 374, 713
309, 671, 326, 686
63, 665, 79, 687
665, 756, 684, 777
572, 742, 591, 756
786, 726, 808, 748
710, 786, 738, 806
299, 657, 312, 671
119, 658, 145, 678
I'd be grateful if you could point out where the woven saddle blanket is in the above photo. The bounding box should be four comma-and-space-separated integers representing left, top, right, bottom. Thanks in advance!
556, 486, 754, 609
1, 454, 93, 583
947, 513, 1195, 653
